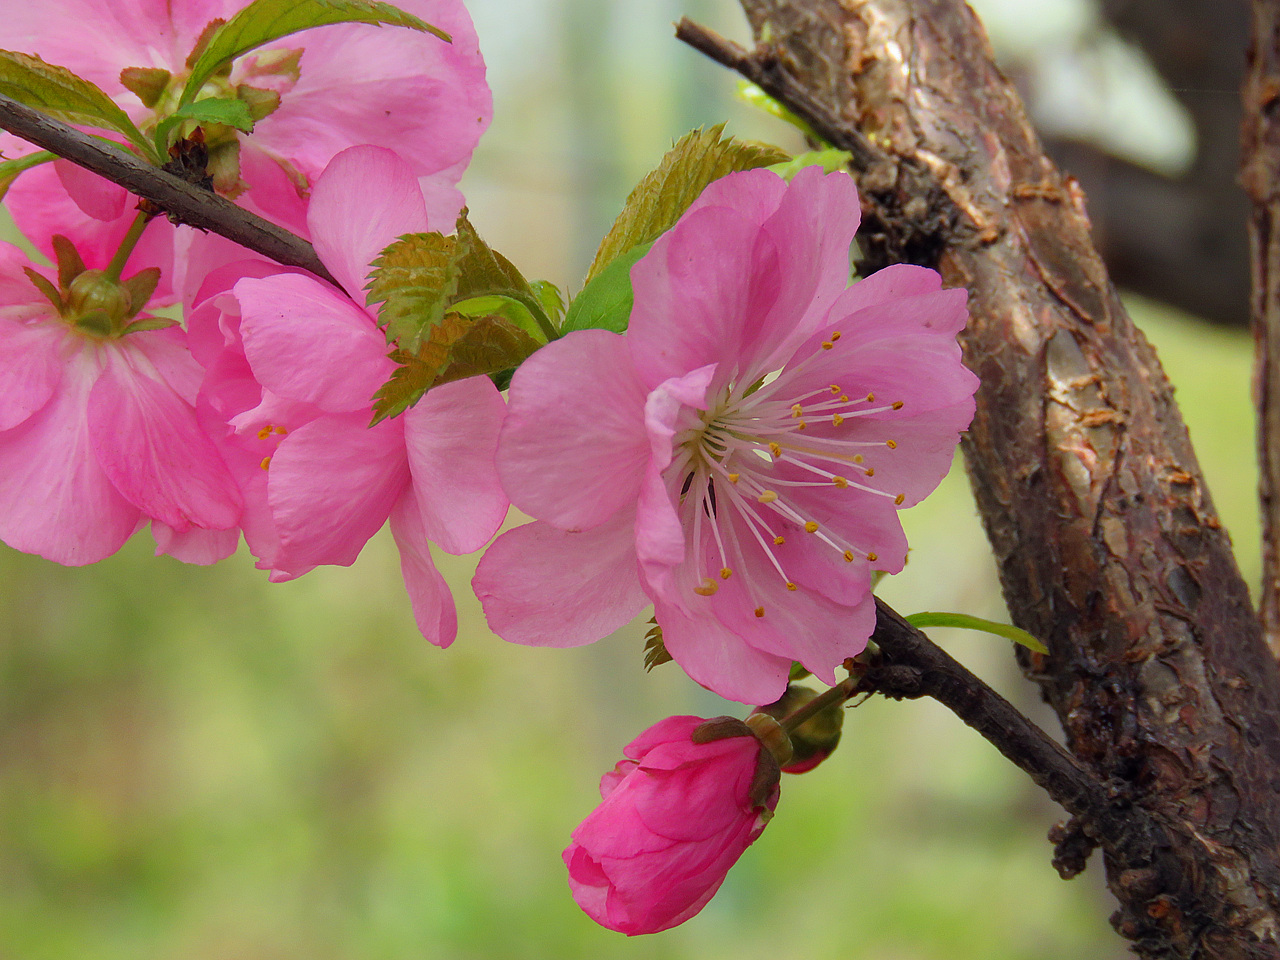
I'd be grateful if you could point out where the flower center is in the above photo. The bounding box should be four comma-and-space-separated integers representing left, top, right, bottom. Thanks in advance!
669, 331, 907, 615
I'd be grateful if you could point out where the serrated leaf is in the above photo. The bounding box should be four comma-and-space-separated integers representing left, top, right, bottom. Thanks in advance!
181, 0, 448, 107
562, 242, 651, 335
769, 148, 852, 179
172, 97, 256, 132
366, 231, 458, 351
643, 620, 671, 671
0, 149, 54, 202
369, 313, 468, 423
451, 294, 542, 340
904, 612, 1050, 655
453, 212, 532, 301
433, 315, 541, 388
585, 125, 790, 283
0, 51, 151, 156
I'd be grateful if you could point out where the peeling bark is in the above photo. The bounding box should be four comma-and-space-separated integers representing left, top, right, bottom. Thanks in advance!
683, 2, 1280, 956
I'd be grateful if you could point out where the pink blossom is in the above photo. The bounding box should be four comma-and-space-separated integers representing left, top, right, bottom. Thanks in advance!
191, 145, 507, 646
0, 0, 491, 304
564, 714, 781, 936
0, 239, 242, 565
475, 167, 979, 704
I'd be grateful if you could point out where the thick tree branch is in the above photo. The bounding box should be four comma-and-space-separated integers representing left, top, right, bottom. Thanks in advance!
682, 6, 1280, 958
0, 94, 337, 287
1244, 1, 1280, 655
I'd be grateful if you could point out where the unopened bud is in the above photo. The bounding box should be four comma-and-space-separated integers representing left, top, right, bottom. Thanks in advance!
66, 270, 131, 334
753, 683, 844, 773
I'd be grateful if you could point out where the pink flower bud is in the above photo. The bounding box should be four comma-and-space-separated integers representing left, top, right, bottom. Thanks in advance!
563, 715, 781, 935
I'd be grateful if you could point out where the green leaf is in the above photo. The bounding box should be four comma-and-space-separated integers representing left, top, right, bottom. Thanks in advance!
181, 0, 449, 107
904, 612, 1050, 655
530, 280, 564, 324
769, 148, 852, 179
433, 315, 541, 388
0, 51, 151, 157
172, 97, 256, 132
452, 212, 533, 301
366, 231, 458, 351
119, 67, 171, 109
451, 294, 542, 340
561, 242, 651, 334
585, 125, 789, 283
370, 312, 467, 423
0, 149, 54, 201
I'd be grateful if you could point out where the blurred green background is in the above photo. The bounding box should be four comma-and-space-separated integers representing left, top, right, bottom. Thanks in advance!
0, 0, 1256, 957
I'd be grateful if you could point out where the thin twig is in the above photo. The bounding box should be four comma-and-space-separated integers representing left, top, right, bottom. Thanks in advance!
0, 94, 337, 287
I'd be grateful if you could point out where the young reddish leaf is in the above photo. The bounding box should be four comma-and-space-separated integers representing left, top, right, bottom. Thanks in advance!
181, 0, 449, 108
432, 315, 541, 388
584, 125, 789, 283
366, 231, 458, 352
453, 212, 532, 300
370, 312, 468, 424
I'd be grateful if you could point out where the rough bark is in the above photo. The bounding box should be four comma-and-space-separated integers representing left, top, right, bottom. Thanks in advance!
682, 3, 1280, 957
1244, 1, 1280, 657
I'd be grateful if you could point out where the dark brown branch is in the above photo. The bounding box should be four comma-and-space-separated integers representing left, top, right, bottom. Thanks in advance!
0, 94, 337, 287
684, 4, 1280, 957
1243, 1, 1280, 654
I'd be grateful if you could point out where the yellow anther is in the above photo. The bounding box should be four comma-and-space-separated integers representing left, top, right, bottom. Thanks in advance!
754, 606, 766, 618
830, 331, 842, 341
843, 550, 855, 562
773, 536, 786, 546
796, 420, 807, 431
259, 456, 271, 470
804, 521, 819, 534
853, 454, 864, 464
728, 473, 740, 484
274, 426, 288, 435
894, 493, 906, 505
694, 578, 719, 596
821, 340, 834, 350
867, 552, 878, 562
832, 476, 848, 488
866, 392, 875, 402
720, 567, 733, 580
768, 442, 781, 458
791, 404, 803, 418
892, 400, 904, 410
865, 467, 876, 477
829, 384, 842, 395
832, 414, 844, 426
257, 425, 272, 440
785, 582, 798, 592
758, 490, 778, 503
840, 395, 850, 402
886, 439, 897, 449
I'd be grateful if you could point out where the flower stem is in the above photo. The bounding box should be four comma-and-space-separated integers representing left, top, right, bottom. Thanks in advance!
778, 676, 856, 732
104, 211, 153, 282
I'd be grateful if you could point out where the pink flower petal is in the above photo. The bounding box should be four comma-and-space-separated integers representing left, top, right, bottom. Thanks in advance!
55, 159, 127, 221
0, 348, 140, 564
267, 411, 409, 575
89, 342, 242, 532
236, 272, 393, 412
499, 331, 651, 530
473, 510, 648, 648
653, 597, 793, 704
152, 522, 240, 565
389, 488, 458, 647
403, 376, 508, 555
306, 145, 430, 302
0, 318, 65, 431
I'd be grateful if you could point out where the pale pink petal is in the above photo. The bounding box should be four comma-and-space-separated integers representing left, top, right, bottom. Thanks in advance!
306, 145, 430, 302
653, 597, 793, 704
186, 259, 289, 367
0, 239, 52, 316
0, 318, 65, 430
498, 331, 651, 530
55, 159, 127, 221
267, 411, 409, 575
389, 488, 458, 647
838, 263, 945, 313
236, 146, 312, 239
403, 376, 508, 555
128, 325, 204, 402
152, 522, 240, 565
0, 349, 139, 564
89, 345, 242, 532
236, 273, 393, 412
473, 510, 648, 647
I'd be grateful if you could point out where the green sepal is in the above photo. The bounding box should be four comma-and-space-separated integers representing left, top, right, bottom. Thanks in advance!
119, 67, 171, 109
122, 316, 181, 334
584, 124, 789, 284
769, 148, 852, 179
904, 612, 1050, 655
181, 0, 449, 108
122, 268, 162, 318
0, 149, 55, 202
561, 242, 650, 335
0, 50, 152, 158
50, 234, 86, 289
22, 267, 62, 312
236, 84, 281, 122
73, 308, 114, 337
